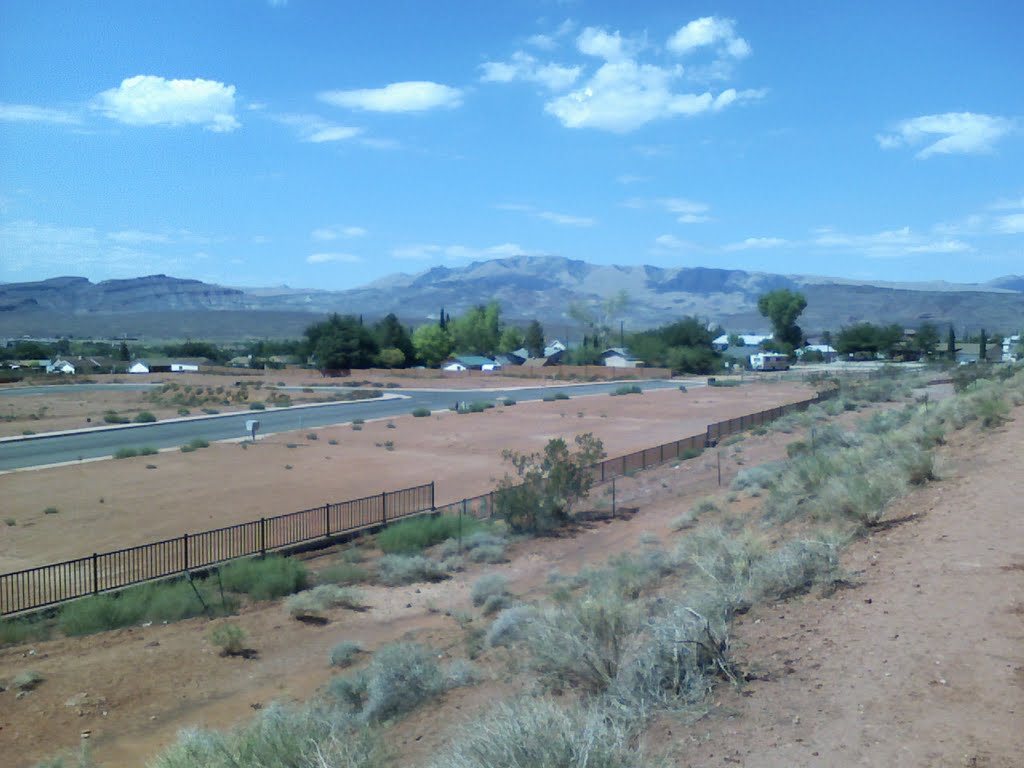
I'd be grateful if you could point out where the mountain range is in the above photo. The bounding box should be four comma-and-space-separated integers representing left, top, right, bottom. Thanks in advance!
2, 256, 1022, 340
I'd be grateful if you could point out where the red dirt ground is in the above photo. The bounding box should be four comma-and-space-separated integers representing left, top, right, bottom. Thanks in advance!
1, 388, 1020, 768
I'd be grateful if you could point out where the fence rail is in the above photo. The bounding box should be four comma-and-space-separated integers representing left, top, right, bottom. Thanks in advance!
1, 388, 836, 616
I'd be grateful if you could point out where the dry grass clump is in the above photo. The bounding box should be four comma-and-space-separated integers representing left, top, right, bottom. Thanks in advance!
286, 585, 365, 620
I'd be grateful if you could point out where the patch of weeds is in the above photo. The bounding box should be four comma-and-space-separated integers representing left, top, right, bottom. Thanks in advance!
502, 398, 516, 406
103, 412, 129, 424
351, 418, 365, 426
611, 384, 643, 396
43, 506, 59, 515
471, 574, 513, 616
378, 514, 481, 554
284, 464, 293, 470
133, 411, 157, 423
4, 517, 15, 526
249, 402, 266, 410
208, 622, 248, 656
730, 462, 784, 492
360, 642, 449, 723
386, 421, 396, 429
680, 447, 703, 460
286, 442, 299, 449
328, 438, 339, 445
375, 554, 449, 586
351, 424, 363, 431
180, 438, 209, 453
218, 555, 308, 600
412, 407, 431, 417
287, 585, 365, 620
12, 670, 43, 692
318, 561, 373, 586
145, 463, 158, 469
306, 432, 318, 440
202, 408, 220, 415
329, 640, 364, 668
177, 407, 190, 416
0, 616, 50, 647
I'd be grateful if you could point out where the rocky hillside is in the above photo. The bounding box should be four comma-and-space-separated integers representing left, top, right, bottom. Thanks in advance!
2, 258, 1022, 339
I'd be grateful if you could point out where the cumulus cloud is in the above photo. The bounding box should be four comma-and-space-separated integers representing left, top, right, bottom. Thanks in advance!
311, 226, 367, 241
627, 197, 711, 223
107, 230, 171, 244
319, 81, 462, 112
480, 51, 581, 91
538, 211, 595, 226
995, 213, 1024, 234
276, 113, 361, 143
577, 27, 633, 61
653, 234, 699, 250
814, 226, 972, 258
95, 75, 240, 131
307, 252, 362, 264
724, 237, 788, 251
876, 112, 1015, 158
667, 17, 750, 59
0, 103, 81, 125
392, 242, 525, 261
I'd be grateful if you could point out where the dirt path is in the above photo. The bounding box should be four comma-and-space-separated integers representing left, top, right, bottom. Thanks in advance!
657, 412, 1024, 767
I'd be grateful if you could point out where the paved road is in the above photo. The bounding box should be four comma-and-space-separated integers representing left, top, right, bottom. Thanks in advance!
0, 379, 694, 471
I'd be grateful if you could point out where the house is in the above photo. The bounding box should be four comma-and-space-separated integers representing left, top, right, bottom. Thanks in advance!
797, 344, 838, 363
129, 361, 150, 374
46, 358, 76, 374
522, 356, 558, 368
495, 352, 525, 367
956, 343, 1002, 365
442, 361, 467, 372
600, 347, 644, 368
448, 355, 497, 371
543, 340, 567, 363
130, 357, 209, 374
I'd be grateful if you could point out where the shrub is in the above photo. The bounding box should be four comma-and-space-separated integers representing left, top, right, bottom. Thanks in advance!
486, 605, 537, 648
177, 407, 190, 416
218, 555, 308, 600
4, 517, 14, 526
351, 418, 365, 425
113, 447, 139, 459
318, 562, 373, 586
553, 391, 570, 400
495, 434, 605, 533
429, 697, 644, 768
329, 640, 364, 668
286, 585, 364, 619
328, 438, 339, 445
502, 398, 516, 406
375, 554, 448, 586
43, 506, 59, 515
150, 702, 384, 768
134, 411, 157, 423
361, 642, 446, 723
0, 616, 50, 647
611, 384, 642, 396
103, 412, 129, 424
249, 402, 265, 410
471, 573, 511, 608
306, 432, 318, 440
435, 529, 509, 562
13, 669, 43, 691
730, 462, 784, 492
464, 401, 494, 413
208, 622, 247, 656
180, 438, 209, 453
377, 514, 480, 554
680, 447, 703, 460
412, 407, 431, 417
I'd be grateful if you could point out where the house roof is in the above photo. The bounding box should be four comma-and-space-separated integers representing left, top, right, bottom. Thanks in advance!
522, 357, 555, 367
714, 334, 773, 347
454, 355, 495, 367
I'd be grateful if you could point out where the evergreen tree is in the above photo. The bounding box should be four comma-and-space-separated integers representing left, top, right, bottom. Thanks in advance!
947, 325, 956, 361
524, 320, 545, 358
979, 329, 987, 362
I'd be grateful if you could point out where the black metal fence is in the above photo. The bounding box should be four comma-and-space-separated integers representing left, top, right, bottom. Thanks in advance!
1, 388, 836, 616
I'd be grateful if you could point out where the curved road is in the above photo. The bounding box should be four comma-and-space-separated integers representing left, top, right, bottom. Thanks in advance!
0, 379, 695, 471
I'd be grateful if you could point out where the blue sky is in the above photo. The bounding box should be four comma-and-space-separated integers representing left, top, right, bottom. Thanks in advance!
1, 0, 1021, 289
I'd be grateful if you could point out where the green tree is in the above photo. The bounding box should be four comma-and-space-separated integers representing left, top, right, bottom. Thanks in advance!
451, 302, 501, 355
524, 319, 545, 358
376, 347, 406, 368
304, 314, 379, 373
914, 323, 940, 358
727, 333, 744, 347
412, 324, 454, 367
498, 326, 523, 354
625, 316, 719, 374
757, 289, 807, 351
979, 328, 987, 362
118, 341, 131, 361
835, 322, 903, 357
947, 325, 957, 361
373, 313, 414, 365
495, 433, 605, 533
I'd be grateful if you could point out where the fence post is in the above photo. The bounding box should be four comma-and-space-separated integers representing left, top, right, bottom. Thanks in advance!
717, 450, 722, 487
430, 481, 436, 511
381, 491, 387, 525
183, 533, 189, 573
259, 518, 266, 557
489, 491, 494, 519
92, 552, 99, 595
325, 503, 331, 539
612, 477, 616, 517
601, 460, 605, 482
659, 443, 664, 463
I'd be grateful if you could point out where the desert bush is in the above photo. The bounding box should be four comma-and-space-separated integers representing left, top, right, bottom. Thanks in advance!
286, 585, 364, 619
249, 402, 265, 410
361, 642, 446, 723
375, 554, 448, 586
329, 640, 365, 668
150, 702, 384, 768
680, 446, 704, 460
318, 562, 373, 586
0, 615, 50, 647
675, 526, 766, 611
412, 407, 431, 417
486, 605, 537, 648
611, 385, 642, 396
134, 411, 157, 423
113, 447, 138, 459
306, 432, 318, 440
428, 697, 645, 768
748, 537, 843, 601
218, 555, 308, 600
730, 462, 784, 492
103, 412, 129, 424
502, 398, 516, 406
494, 434, 605, 533
208, 622, 246, 656
471, 574, 511, 614
378, 514, 480, 554
436, 529, 509, 563
180, 438, 209, 453
43, 506, 59, 515
13, 669, 44, 691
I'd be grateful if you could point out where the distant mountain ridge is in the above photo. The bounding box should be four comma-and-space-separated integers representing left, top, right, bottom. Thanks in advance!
2, 258, 1022, 339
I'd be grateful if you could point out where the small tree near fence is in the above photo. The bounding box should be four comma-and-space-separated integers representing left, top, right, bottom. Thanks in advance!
495, 433, 605, 533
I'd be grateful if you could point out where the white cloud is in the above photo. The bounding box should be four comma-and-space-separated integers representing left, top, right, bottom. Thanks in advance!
319, 82, 463, 113
995, 213, 1024, 234
576, 27, 632, 62
653, 234, 699, 250
95, 75, 240, 132
667, 17, 750, 59
275, 113, 361, 143
617, 174, 649, 184
0, 103, 81, 125
876, 112, 1015, 158
989, 196, 1024, 211
307, 252, 362, 264
724, 237, 788, 251
659, 197, 711, 223
311, 226, 367, 241
814, 226, 973, 258
480, 51, 581, 91
392, 242, 525, 261
107, 229, 171, 244
538, 211, 595, 227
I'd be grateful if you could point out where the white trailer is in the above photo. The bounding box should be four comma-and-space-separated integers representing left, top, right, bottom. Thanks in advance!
750, 352, 790, 371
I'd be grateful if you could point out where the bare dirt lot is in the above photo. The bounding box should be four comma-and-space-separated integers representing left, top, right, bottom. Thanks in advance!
0, 381, 808, 572
1, 387, 1019, 768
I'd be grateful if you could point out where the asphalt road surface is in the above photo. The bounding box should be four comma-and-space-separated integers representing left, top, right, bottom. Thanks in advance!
0, 379, 695, 471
